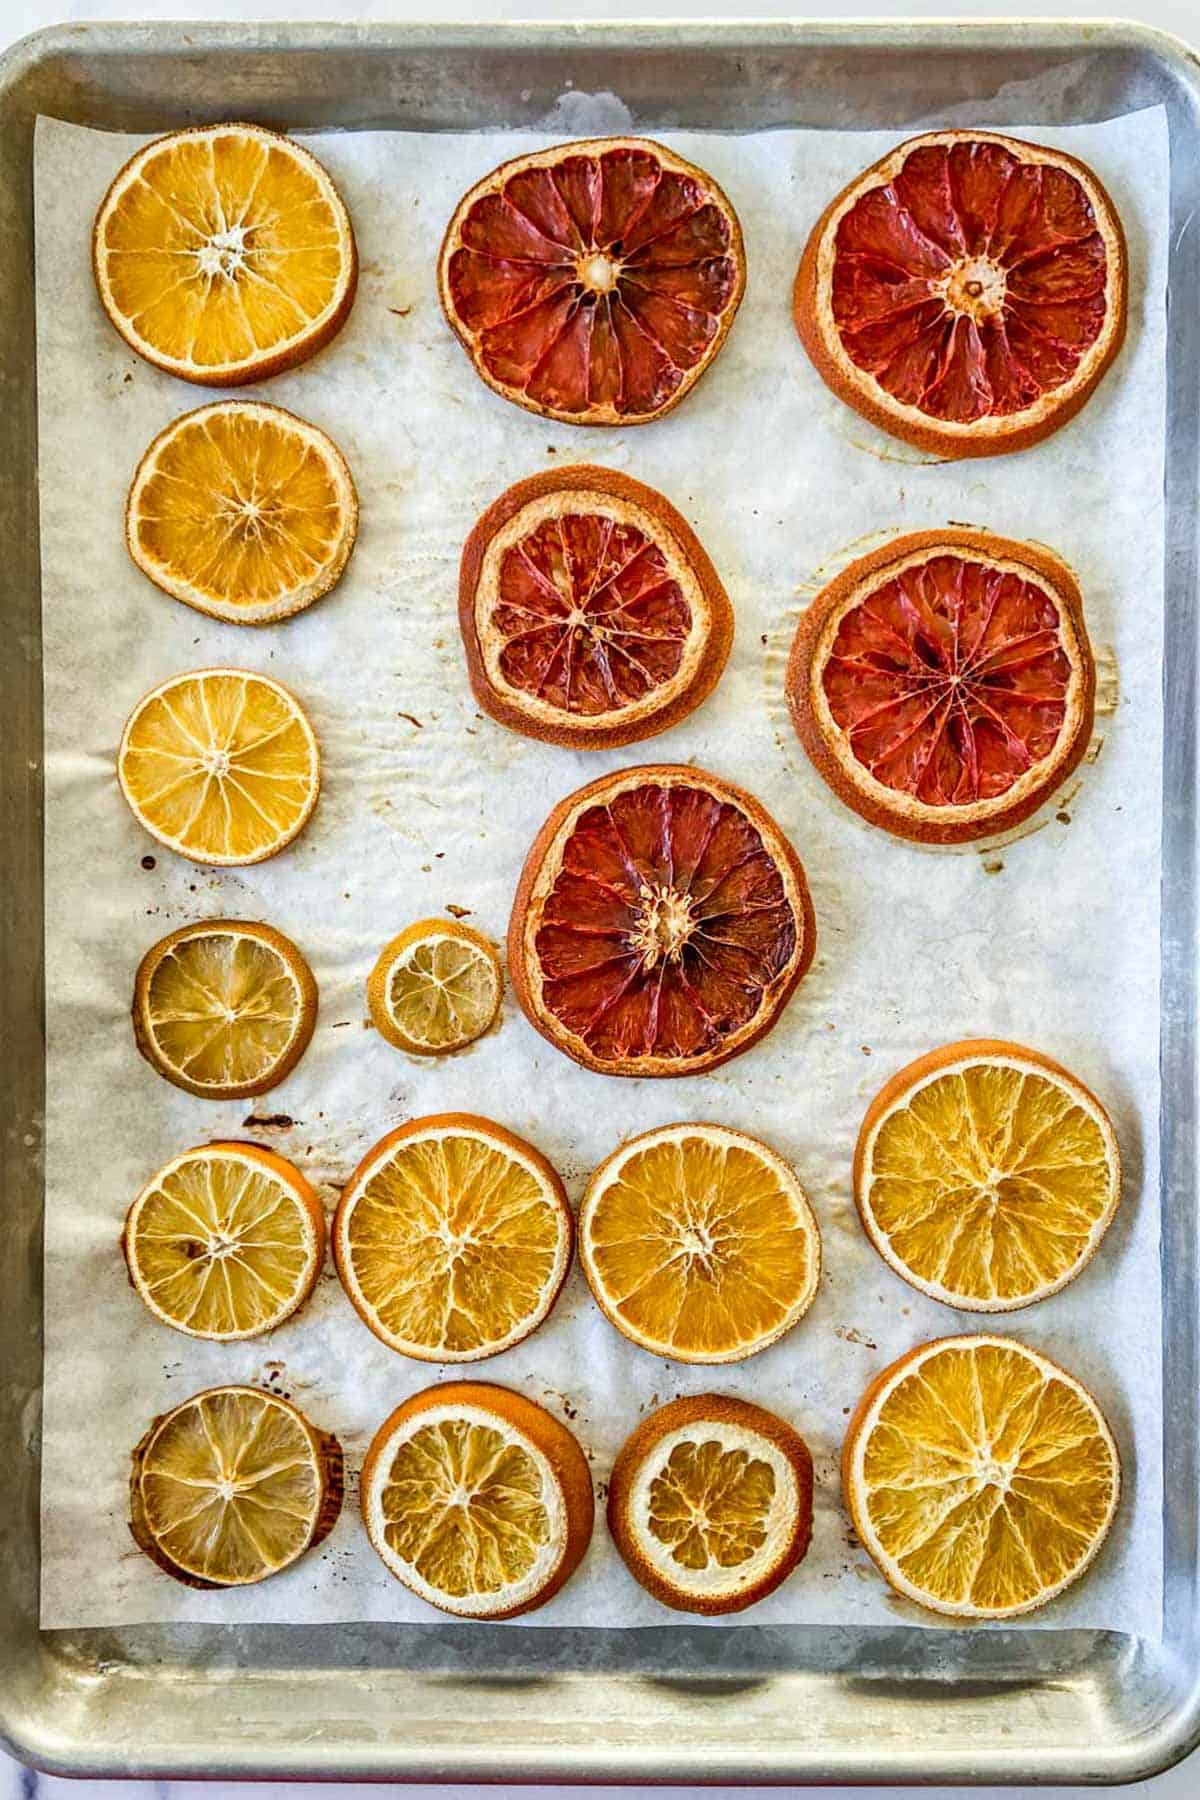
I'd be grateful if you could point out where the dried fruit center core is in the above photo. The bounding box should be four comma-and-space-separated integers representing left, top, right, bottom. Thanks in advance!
632, 882, 695, 965
197, 223, 250, 281
578, 250, 621, 292
943, 256, 1006, 320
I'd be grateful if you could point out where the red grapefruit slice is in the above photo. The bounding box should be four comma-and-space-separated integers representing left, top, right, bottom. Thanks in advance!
439, 137, 746, 425
793, 131, 1127, 458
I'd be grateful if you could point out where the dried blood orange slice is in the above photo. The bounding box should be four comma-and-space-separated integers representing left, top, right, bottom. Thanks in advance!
508, 765, 815, 1077
459, 465, 732, 749
794, 131, 1126, 457
786, 529, 1095, 845
438, 137, 746, 425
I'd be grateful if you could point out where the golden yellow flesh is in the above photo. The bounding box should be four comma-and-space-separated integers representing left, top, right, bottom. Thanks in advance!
379, 1419, 549, 1597
121, 673, 316, 861
648, 1439, 776, 1570
588, 1137, 814, 1356
146, 933, 301, 1087
345, 1135, 562, 1353
861, 1343, 1117, 1613
867, 1065, 1114, 1303
387, 938, 498, 1050
102, 134, 344, 369
139, 1390, 320, 1582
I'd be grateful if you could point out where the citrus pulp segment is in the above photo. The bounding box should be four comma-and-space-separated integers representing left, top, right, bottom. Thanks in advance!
367, 919, 503, 1056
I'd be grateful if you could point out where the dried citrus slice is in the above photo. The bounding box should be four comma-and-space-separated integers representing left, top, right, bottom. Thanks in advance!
608, 1395, 814, 1614
130, 1384, 343, 1588
361, 1382, 594, 1618
126, 402, 358, 625
786, 530, 1095, 845
854, 1040, 1121, 1312
509, 764, 815, 1077
367, 919, 503, 1056
439, 137, 745, 425
794, 131, 1126, 458
118, 668, 320, 865
93, 123, 357, 385
580, 1123, 821, 1362
843, 1335, 1120, 1618
459, 465, 732, 749
333, 1114, 572, 1360
133, 919, 318, 1100
122, 1142, 326, 1340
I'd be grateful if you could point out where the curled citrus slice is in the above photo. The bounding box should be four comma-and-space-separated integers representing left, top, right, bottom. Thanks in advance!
122, 1142, 326, 1340
126, 402, 359, 625
333, 1114, 572, 1361
361, 1381, 594, 1618
608, 1394, 814, 1614
855, 1039, 1121, 1312
580, 1123, 821, 1362
133, 919, 318, 1100
509, 765, 815, 1077
843, 1335, 1120, 1618
118, 668, 321, 866
794, 130, 1126, 457
786, 529, 1095, 844
459, 465, 732, 749
367, 919, 503, 1056
130, 1386, 342, 1589
93, 123, 357, 385
438, 136, 745, 425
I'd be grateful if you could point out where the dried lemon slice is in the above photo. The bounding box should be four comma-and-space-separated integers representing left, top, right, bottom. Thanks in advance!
122, 1142, 325, 1340
360, 1381, 594, 1618
126, 402, 358, 625
133, 918, 318, 1100
367, 919, 503, 1056
130, 1385, 343, 1588
118, 668, 320, 865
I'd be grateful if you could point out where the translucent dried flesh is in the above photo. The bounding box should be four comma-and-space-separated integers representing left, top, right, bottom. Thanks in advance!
822, 555, 1072, 806
343, 1134, 564, 1354
385, 936, 499, 1051
831, 141, 1108, 423
536, 782, 798, 1065
100, 132, 346, 371
138, 1389, 322, 1583
379, 1419, 550, 1598
493, 512, 691, 715
648, 1437, 776, 1570
866, 1063, 1114, 1304
447, 145, 740, 417
859, 1342, 1117, 1612
121, 672, 317, 861
144, 932, 303, 1089
588, 1134, 815, 1357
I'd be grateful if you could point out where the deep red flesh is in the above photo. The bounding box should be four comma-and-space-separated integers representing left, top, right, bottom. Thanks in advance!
534, 782, 798, 1063
831, 142, 1109, 422
822, 554, 1073, 806
448, 146, 739, 417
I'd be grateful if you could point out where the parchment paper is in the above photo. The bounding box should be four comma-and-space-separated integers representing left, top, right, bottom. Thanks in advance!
36, 104, 1167, 1633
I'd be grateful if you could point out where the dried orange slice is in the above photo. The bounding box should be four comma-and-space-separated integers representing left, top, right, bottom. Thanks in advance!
361, 1381, 594, 1618
130, 1385, 343, 1588
122, 1142, 326, 1340
786, 530, 1095, 845
459, 465, 732, 749
843, 1335, 1120, 1618
509, 764, 815, 1077
333, 1114, 572, 1361
367, 919, 503, 1056
608, 1395, 814, 1614
439, 137, 745, 425
93, 123, 356, 385
126, 402, 358, 625
855, 1040, 1121, 1312
133, 919, 318, 1100
794, 131, 1127, 458
118, 668, 320, 865
580, 1123, 821, 1362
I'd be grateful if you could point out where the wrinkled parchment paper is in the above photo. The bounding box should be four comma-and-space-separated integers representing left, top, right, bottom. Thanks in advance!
36, 105, 1166, 1633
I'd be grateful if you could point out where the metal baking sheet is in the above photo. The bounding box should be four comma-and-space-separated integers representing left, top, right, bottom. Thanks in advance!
1, 18, 1197, 1785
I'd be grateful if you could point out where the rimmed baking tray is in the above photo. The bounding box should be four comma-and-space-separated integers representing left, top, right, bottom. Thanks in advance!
1, 17, 1198, 1785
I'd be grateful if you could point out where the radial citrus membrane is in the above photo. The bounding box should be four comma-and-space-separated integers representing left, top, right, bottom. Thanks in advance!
439, 136, 746, 425
367, 919, 503, 1056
